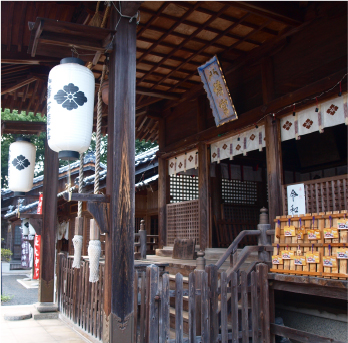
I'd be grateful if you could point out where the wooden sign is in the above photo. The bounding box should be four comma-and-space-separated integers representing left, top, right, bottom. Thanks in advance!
172, 238, 195, 260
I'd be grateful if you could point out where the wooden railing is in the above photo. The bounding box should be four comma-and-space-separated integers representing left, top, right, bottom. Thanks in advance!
282, 174, 348, 215
138, 263, 270, 343
57, 254, 105, 341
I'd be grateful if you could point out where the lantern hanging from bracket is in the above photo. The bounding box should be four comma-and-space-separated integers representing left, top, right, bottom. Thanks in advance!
47, 57, 95, 160
8, 137, 36, 196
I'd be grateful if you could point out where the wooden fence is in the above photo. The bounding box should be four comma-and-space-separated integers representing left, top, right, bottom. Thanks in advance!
57, 254, 105, 341
134, 263, 270, 343
282, 175, 348, 215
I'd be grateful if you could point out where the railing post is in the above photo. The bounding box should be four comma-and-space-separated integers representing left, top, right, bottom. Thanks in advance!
194, 250, 205, 336
139, 219, 147, 259
258, 208, 271, 262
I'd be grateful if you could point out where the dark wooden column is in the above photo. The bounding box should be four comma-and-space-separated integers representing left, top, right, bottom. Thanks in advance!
262, 57, 283, 227
211, 163, 222, 242
265, 116, 283, 228
104, 3, 141, 343
39, 141, 58, 302
198, 142, 209, 250
158, 118, 169, 249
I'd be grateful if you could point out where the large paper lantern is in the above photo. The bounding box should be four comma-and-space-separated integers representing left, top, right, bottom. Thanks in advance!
47, 57, 95, 160
8, 138, 36, 196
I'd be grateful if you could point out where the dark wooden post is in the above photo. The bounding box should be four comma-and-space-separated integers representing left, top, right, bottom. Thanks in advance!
104, 3, 141, 342
262, 57, 283, 228
265, 116, 283, 228
39, 141, 58, 303
198, 142, 209, 250
158, 118, 169, 248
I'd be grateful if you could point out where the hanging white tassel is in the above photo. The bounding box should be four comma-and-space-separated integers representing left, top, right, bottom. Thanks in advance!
72, 235, 83, 268
88, 240, 101, 282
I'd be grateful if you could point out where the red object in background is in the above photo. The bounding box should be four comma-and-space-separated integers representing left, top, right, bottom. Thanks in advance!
37, 194, 43, 214
33, 234, 41, 279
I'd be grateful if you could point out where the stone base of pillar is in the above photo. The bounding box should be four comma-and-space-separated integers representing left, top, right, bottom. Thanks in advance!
34, 302, 58, 313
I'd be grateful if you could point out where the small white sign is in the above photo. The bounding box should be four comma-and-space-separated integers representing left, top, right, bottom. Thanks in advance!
287, 183, 306, 215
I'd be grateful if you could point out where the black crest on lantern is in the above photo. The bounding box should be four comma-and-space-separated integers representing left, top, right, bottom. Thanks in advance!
12, 155, 31, 171
54, 83, 87, 111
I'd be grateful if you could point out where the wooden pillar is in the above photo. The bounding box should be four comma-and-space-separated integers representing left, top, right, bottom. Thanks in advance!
265, 115, 283, 228
262, 57, 283, 227
158, 118, 169, 248
39, 141, 58, 303
104, 3, 141, 342
198, 142, 209, 250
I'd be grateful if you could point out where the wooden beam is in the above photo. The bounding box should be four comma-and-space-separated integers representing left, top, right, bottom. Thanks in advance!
1, 120, 46, 135
265, 116, 283, 228
136, 87, 181, 100
39, 141, 59, 303
106, 3, 141, 342
225, 1, 304, 26
270, 324, 345, 343
198, 142, 209, 251
62, 193, 110, 203
1, 77, 38, 95
161, 69, 347, 156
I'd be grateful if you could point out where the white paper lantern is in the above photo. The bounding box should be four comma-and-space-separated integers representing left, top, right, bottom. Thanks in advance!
8, 138, 36, 195
22, 220, 30, 236
47, 57, 95, 160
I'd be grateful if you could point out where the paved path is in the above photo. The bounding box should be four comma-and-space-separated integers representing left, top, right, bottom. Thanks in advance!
1, 305, 92, 343
2, 274, 38, 306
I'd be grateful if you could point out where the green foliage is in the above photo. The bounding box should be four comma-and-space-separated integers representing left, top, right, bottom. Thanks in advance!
1, 294, 13, 302
1, 248, 12, 262
135, 139, 157, 155
1, 109, 46, 188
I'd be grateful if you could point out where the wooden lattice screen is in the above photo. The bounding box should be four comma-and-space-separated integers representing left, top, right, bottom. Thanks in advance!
170, 174, 198, 203
282, 175, 348, 215
166, 200, 199, 246
222, 179, 259, 205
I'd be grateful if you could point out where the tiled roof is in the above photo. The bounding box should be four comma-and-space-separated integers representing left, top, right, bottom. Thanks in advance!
135, 146, 158, 166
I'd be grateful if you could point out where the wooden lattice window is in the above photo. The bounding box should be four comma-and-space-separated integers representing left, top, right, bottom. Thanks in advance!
166, 200, 199, 246
222, 179, 258, 205
170, 174, 198, 203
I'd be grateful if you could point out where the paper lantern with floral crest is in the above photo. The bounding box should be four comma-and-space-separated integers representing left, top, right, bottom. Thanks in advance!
8, 138, 36, 196
47, 57, 95, 160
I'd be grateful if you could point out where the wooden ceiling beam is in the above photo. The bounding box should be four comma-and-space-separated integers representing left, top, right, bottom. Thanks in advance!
138, 4, 231, 85
1, 45, 60, 65
136, 87, 181, 100
137, 22, 246, 53
137, 2, 201, 64
17, 2, 28, 52
1, 77, 38, 96
225, 1, 304, 27
165, 13, 251, 91
6, 2, 15, 52
136, 97, 163, 111
138, 9, 262, 48
137, 36, 214, 61
169, 1, 279, 36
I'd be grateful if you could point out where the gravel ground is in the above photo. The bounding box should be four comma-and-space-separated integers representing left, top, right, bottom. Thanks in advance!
1, 274, 38, 306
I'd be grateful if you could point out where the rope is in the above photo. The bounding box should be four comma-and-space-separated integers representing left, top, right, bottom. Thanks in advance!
77, 153, 84, 217
94, 64, 107, 194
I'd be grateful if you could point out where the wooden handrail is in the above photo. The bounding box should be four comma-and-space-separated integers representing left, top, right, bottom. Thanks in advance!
215, 230, 261, 268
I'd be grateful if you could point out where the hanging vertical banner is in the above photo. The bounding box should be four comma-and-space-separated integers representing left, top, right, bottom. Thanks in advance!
21, 235, 31, 269
287, 183, 306, 215
37, 193, 43, 214
197, 55, 238, 127
33, 234, 41, 279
